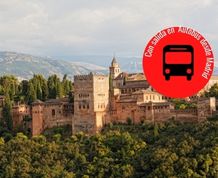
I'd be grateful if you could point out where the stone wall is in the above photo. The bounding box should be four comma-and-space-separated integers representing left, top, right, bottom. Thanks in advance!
12, 104, 31, 129
43, 103, 72, 129
197, 97, 216, 121
170, 109, 198, 122
31, 99, 73, 136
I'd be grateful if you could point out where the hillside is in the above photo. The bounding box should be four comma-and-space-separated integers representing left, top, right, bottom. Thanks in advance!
0, 52, 107, 80
0, 51, 217, 81
0, 120, 217, 177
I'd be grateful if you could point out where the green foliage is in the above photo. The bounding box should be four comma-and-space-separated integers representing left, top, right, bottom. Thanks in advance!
48, 74, 63, 99
43, 125, 72, 140
0, 74, 73, 104
2, 94, 13, 131
26, 82, 37, 104
62, 74, 73, 97
126, 117, 132, 125
153, 122, 159, 138
0, 75, 19, 100
204, 83, 218, 98
29, 74, 48, 101
0, 121, 217, 177
171, 99, 197, 110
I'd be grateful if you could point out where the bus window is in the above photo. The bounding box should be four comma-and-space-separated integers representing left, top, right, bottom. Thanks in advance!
165, 52, 191, 64
163, 45, 194, 81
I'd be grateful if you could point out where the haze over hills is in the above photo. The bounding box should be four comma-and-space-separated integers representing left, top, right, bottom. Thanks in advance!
0, 51, 217, 81
0, 52, 107, 80
54, 55, 218, 75
52, 55, 144, 73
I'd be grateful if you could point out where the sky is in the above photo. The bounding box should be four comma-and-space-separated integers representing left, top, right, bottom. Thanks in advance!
0, 0, 217, 63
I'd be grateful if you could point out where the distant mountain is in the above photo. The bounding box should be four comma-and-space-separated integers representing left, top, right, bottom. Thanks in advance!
60, 55, 218, 75
55, 55, 143, 73
0, 51, 216, 81
0, 52, 107, 80
119, 57, 142, 73
121, 58, 218, 75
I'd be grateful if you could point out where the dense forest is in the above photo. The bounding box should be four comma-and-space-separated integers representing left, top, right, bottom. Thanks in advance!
0, 74, 73, 104
0, 120, 217, 178
0, 75, 218, 177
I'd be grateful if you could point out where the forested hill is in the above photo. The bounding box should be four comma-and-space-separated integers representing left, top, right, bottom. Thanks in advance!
0, 120, 218, 177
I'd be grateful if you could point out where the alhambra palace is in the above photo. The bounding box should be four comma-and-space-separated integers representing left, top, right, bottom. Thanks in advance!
0, 58, 217, 136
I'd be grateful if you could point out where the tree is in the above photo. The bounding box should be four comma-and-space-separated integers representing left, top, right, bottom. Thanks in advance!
19, 80, 29, 96
48, 75, 63, 99
2, 94, 13, 130
0, 75, 19, 101
29, 75, 48, 101
26, 82, 37, 104
205, 83, 218, 98
153, 122, 159, 137
62, 74, 72, 97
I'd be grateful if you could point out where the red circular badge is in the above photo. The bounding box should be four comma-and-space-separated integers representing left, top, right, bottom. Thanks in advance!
142, 27, 214, 98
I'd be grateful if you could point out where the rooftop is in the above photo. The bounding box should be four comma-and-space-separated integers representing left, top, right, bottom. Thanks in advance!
114, 72, 146, 81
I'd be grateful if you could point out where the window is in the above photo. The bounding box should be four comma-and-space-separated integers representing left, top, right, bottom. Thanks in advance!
52, 109, 55, 116
79, 94, 89, 98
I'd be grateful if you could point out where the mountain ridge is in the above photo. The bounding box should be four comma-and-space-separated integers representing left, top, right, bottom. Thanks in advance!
0, 51, 217, 81
0, 51, 108, 81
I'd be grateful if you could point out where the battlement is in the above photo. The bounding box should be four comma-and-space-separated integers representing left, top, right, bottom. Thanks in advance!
74, 74, 93, 81
74, 72, 108, 81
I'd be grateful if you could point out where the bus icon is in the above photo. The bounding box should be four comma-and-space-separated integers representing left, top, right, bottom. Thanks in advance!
163, 45, 194, 81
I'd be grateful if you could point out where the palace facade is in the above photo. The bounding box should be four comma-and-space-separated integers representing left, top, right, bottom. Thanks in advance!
0, 57, 216, 135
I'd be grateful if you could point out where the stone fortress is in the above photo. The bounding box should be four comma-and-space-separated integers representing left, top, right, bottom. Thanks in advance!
0, 57, 217, 135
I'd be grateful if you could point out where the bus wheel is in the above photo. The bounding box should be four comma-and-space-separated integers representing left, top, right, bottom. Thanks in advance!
165, 75, 170, 80
187, 76, 192, 81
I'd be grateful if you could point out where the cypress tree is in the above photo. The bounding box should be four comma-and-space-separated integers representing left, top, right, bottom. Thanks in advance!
2, 94, 13, 130
27, 82, 37, 104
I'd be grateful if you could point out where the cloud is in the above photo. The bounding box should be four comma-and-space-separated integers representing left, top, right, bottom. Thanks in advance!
0, 0, 217, 61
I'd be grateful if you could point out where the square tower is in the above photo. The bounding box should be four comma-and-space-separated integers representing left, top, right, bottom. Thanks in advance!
73, 73, 109, 134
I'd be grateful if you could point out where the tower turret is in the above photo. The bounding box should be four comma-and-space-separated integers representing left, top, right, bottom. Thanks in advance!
109, 56, 121, 79
31, 100, 44, 136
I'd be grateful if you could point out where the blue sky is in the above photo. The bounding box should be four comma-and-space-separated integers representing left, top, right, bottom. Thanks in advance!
0, 0, 217, 64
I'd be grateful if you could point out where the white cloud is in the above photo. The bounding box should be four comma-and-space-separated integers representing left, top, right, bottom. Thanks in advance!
0, 0, 217, 61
